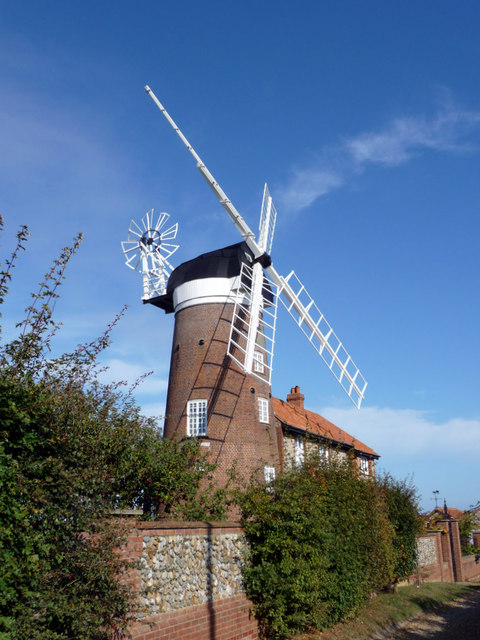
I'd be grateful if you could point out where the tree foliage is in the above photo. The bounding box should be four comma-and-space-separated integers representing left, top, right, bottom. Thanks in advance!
237, 453, 421, 639
458, 510, 480, 556
0, 219, 226, 639
378, 474, 423, 580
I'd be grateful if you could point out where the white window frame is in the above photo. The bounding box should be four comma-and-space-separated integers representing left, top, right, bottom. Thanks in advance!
253, 351, 265, 373
319, 443, 329, 461
187, 399, 207, 436
295, 435, 305, 467
264, 465, 275, 485
258, 397, 269, 423
360, 456, 369, 475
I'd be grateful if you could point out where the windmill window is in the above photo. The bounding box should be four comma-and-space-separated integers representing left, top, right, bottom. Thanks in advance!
187, 399, 207, 436
264, 465, 275, 485
253, 351, 265, 373
258, 397, 269, 423
295, 436, 305, 467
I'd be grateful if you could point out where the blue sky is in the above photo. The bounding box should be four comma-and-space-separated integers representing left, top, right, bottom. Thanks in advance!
1, 1, 479, 512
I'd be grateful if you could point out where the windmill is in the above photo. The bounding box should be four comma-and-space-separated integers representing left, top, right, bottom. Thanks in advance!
122, 209, 179, 300
144, 86, 367, 409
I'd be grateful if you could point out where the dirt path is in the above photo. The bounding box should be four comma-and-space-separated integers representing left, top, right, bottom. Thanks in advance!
380, 585, 480, 639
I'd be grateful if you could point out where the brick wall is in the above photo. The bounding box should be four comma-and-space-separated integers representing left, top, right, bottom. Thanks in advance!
131, 595, 257, 640
462, 555, 480, 581
123, 520, 258, 640
405, 520, 480, 586
122, 515, 480, 640
411, 532, 448, 583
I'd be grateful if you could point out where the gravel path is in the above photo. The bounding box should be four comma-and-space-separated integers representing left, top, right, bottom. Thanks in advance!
380, 585, 480, 639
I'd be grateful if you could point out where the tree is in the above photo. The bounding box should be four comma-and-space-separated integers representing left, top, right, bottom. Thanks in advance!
0, 219, 225, 639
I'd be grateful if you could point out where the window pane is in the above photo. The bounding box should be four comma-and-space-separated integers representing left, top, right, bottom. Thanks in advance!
360, 456, 369, 475
264, 466, 275, 484
258, 398, 269, 423
187, 399, 207, 436
253, 351, 264, 373
295, 436, 304, 467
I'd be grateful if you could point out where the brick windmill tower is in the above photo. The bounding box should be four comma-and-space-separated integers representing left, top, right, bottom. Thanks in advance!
122, 87, 368, 487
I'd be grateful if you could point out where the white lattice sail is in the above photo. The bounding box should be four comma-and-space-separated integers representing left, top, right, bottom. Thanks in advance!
227, 261, 278, 384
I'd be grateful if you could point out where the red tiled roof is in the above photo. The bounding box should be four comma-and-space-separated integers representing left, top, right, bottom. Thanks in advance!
431, 507, 464, 520
272, 396, 379, 458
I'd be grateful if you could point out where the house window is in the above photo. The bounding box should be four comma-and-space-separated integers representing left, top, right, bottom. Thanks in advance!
258, 398, 269, 423
360, 456, 369, 475
187, 399, 207, 436
253, 351, 265, 373
319, 443, 329, 461
295, 436, 304, 467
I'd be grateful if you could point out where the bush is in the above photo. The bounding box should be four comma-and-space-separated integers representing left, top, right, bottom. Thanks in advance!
0, 220, 226, 639
238, 453, 396, 639
378, 474, 423, 581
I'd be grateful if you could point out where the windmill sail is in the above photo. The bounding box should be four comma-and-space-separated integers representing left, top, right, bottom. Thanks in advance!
241, 184, 277, 374
227, 261, 278, 384
276, 270, 367, 408
145, 86, 367, 408
258, 184, 277, 256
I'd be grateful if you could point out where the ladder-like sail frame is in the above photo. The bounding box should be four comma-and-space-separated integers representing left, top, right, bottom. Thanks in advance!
145, 86, 367, 407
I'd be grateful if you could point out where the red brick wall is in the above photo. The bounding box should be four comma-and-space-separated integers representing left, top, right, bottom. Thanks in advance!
407, 522, 480, 585
409, 532, 447, 584
164, 302, 280, 487
462, 555, 480, 582
130, 594, 258, 640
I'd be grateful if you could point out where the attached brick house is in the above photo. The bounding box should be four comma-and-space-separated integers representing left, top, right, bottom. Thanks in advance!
273, 386, 379, 477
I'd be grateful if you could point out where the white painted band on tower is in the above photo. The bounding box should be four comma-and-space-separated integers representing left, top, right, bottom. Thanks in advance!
172, 276, 243, 313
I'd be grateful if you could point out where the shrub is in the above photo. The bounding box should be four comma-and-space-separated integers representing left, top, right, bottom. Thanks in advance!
378, 475, 423, 582
0, 219, 226, 639
238, 453, 396, 639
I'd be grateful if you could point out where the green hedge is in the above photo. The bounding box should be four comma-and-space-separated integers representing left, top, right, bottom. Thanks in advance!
238, 454, 420, 639
0, 221, 227, 639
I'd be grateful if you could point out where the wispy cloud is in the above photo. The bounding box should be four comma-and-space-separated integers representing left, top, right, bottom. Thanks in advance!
319, 405, 480, 459
279, 98, 480, 213
277, 168, 343, 212
346, 107, 480, 166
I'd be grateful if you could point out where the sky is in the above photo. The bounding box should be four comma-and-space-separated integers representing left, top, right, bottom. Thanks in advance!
1, 1, 479, 513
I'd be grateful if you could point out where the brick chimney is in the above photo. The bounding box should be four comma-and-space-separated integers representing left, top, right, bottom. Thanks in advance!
286, 385, 304, 410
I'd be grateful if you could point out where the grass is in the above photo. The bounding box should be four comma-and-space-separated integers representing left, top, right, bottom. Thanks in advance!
295, 582, 480, 640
